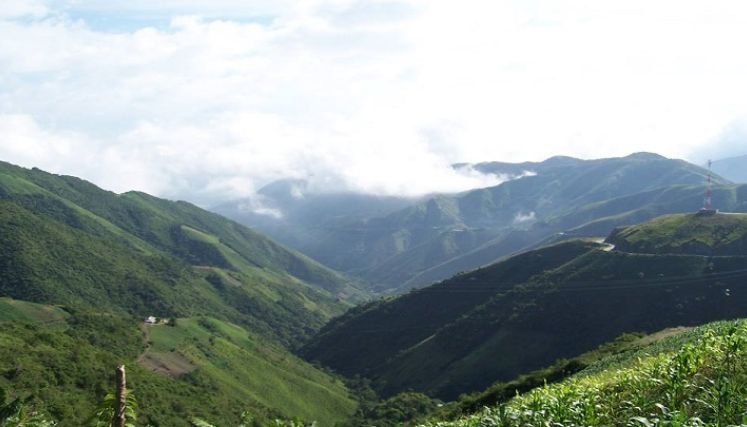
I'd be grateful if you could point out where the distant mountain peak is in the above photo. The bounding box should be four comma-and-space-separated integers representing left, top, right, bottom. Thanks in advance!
623, 152, 667, 160
541, 155, 583, 165
258, 178, 309, 199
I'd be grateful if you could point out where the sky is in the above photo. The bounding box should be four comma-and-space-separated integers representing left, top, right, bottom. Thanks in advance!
1, 0, 747, 205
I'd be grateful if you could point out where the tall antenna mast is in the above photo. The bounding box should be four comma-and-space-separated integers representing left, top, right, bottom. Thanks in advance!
703, 159, 713, 211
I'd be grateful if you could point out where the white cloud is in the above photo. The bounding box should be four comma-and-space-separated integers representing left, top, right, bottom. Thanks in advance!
690, 118, 747, 162
238, 196, 285, 219
0, 0, 48, 19
2, 0, 747, 204
513, 211, 537, 225
0, 114, 86, 171
60, 0, 297, 18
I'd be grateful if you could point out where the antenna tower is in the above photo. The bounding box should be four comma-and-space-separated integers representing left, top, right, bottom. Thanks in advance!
703, 159, 713, 210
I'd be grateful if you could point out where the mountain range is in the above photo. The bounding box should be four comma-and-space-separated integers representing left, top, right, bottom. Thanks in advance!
217, 153, 734, 293
2, 152, 747, 425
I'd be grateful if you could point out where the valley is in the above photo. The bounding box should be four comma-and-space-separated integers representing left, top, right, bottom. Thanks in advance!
6, 2, 747, 425
2, 155, 747, 426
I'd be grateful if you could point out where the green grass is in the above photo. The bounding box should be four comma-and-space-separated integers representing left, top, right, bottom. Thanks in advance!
419, 319, 747, 426
609, 212, 747, 255
0, 172, 47, 195
0, 161, 366, 424
0, 160, 366, 347
143, 317, 357, 425
0, 307, 358, 426
0, 298, 68, 323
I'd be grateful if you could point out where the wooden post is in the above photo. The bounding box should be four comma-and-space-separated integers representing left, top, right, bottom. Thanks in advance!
114, 365, 127, 427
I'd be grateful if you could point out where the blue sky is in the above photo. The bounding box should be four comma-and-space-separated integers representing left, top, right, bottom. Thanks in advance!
1, 0, 746, 204
58, 1, 281, 32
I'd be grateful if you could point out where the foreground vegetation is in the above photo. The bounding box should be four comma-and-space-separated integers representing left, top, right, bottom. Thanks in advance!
0, 299, 355, 426
6, 319, 747, 426
420, 319, 747, 426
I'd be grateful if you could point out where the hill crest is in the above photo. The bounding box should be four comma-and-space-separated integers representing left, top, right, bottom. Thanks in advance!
607, 212, 747, 256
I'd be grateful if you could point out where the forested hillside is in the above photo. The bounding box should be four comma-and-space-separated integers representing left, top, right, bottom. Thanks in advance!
304, 213, 747, 400
0, 161, 362, 425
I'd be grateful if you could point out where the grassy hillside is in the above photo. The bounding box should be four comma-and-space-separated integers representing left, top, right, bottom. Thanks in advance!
0, 160, 366, 347
0, 300, 356, 426
0, 161, 364, 424
305, 213, 747, 400
608, 212, 747, 255
405, 184, 747, 289
141, 317, 356, 426
0, 297, 68, 323
0, 161, 363, 300
419, 319, 747, 426
302, 240, 604, 379
554, 184, 734, 236
377, 252, 747, 399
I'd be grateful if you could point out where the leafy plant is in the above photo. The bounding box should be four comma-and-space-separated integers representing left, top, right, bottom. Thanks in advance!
418, 321, 747, 427
0, 396, 56, 427
90, 390, 137, 427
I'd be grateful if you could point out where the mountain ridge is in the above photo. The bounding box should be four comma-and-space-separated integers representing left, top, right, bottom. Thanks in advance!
303, 212, 747, 400
0, 160, 367, 424
712, 154, 747, 183
217, 153, 728, 293
0, 159, 370, 345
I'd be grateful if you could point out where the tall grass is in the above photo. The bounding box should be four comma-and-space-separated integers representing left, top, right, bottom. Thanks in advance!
420, 321, 747, 427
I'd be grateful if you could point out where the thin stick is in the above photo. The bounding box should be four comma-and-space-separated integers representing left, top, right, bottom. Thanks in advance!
114, 365, 127, 427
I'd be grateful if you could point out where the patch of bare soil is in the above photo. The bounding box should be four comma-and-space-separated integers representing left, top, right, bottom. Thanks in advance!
138, 350, 197, 377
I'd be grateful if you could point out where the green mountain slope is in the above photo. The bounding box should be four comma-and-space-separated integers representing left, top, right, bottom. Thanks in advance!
554, 183, 747, 236
419, 319, 747, 427
410, 184, 747, 287
0, 160, 365, 346
608, 212, 747, 255
0, 297, 68, 323
0, 303, 356, 426
0, 161, 363, 424
301, 240, 602, 378
259, 153, 727, 293
304, 213, 747, 400
141, 317, 356, 426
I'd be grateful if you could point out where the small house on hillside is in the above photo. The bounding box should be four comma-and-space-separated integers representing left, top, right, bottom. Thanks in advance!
145, 316, 157, 324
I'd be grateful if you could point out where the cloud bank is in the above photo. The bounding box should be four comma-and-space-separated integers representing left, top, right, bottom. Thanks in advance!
2, 1, 747, 204
690, 119, 747, 164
